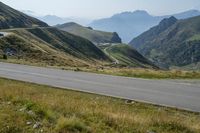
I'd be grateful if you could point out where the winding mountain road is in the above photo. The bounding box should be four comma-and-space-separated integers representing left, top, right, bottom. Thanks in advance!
0, 62, 200, 112
104, 46, 119, 64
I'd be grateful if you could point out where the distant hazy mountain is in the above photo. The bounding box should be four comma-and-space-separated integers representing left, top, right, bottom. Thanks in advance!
130, 16, 200, 69
38, 15, 92, 26
172, 10, 200, 19
22, 11, 91, 26
89, 10, 200, 43
56, 22, 121, 44
21, 10, 42, 17
0, 2, 48, 29
38, 15, 66, 26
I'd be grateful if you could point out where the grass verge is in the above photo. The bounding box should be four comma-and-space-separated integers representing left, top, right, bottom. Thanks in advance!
0, 78, 200, 133
89, 68, 200, 79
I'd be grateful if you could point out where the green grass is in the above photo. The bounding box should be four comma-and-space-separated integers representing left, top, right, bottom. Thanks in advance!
0, 27, 111, 68
130, 15, 200, 68
188, 34, 200, 42
57, 22, 121, 44
101, 44, 156, 68
0, 78, 200, 133
89, 67, 200, 79
0, 1, 48, 29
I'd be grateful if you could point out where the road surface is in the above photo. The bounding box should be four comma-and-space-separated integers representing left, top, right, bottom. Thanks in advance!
0, 62, 200, 112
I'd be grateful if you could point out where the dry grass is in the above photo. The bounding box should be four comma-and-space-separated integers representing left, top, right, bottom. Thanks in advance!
87, 67, 200, 79
0, 78, 200, 133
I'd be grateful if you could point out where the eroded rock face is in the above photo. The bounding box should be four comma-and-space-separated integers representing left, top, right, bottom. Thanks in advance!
111, 32, 122, 43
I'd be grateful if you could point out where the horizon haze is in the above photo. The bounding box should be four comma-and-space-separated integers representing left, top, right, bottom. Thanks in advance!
1, 0, 200, 19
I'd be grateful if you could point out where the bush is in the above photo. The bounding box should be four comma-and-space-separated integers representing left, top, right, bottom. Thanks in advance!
3, 54, 7, 60
55, 117, 91, 133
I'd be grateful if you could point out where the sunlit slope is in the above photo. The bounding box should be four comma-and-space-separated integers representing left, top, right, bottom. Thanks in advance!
0, 27, 110, 67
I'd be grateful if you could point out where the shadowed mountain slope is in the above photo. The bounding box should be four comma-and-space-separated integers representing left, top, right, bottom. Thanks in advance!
130, 16, 200, 69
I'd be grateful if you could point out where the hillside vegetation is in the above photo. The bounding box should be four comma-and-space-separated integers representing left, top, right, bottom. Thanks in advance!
0, 2, 159, 69
0, 2, 48, 29
130, 16, 200, 69
0, 78, 200, 133
0, 27, 110, 67
89, 67, 200, 79
56, 22, 122, 44
100, 44, 156, 68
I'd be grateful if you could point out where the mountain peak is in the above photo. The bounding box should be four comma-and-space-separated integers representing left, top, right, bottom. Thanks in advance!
112, 10, 150, 18
65, 22, 79, 26
159, 16, 177, 26
132, 10, 149, 15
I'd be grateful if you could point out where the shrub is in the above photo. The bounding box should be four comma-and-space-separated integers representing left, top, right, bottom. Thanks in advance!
55, 117, 91, 133
3, 54, 7, 60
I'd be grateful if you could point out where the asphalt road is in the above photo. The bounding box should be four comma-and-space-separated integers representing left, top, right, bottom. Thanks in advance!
0, 62, 200, 112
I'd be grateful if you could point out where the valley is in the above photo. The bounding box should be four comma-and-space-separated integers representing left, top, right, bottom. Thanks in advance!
100, 43, 156, 68
0, 1, 200, 133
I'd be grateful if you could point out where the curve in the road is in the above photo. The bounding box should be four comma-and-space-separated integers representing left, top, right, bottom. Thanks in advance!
0, 62, 200, 112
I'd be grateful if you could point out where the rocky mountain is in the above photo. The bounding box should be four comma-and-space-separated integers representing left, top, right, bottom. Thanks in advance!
131, 16, 178, 49
0, 2, 48, 29
56, 22, 121, 44
89, 10, 200, 43
130, 16, 200, 69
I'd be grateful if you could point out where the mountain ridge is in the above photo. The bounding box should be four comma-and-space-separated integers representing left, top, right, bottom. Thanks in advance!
130, 15, 200, 69
56, 22, 122, 44
89, 10, 200, 42
0, 2, 48, 29
0, 1, 155, 69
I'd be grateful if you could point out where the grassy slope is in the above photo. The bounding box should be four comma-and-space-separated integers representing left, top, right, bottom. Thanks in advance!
0, 78, 200, 133
0, 2, 48, 29
130, 16, 200, 69
100, 44, 156, 68
56, 22, 121, 44
0, 27, 110, 67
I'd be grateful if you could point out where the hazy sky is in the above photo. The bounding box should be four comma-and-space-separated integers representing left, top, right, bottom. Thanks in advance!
1, 0, 200, 19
